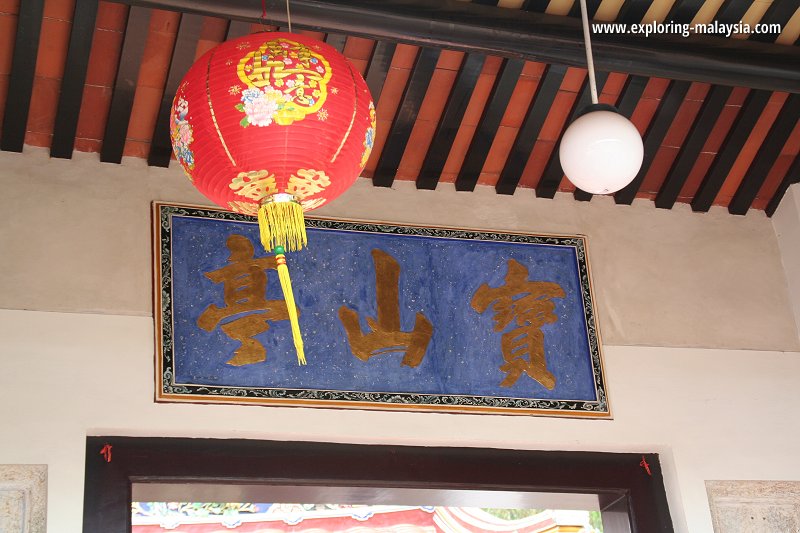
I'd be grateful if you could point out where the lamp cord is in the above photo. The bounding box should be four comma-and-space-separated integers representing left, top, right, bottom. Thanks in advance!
579, 0, 599, 105
285, 0, 293, 33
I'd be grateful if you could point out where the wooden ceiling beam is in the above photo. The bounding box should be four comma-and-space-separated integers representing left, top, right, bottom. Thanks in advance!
324, 32, 347, 52
749, 0, 799, 43
522, 0, 550, 12
100, 6, 152, 164
714, 0, 755, 25
567, 0, 602, 19
373, 47, 441, 187
655, 85, 733, 210
691, 89, 772, 212
665, 0, 705, 25
766, 156, 800, 217
0, 0, 45, 152
224, 19, 251, 40
729, 94, 800, 215
51, 0, 99, 159
616, 0, 652, 24
364, 41, 396, 108
455, 58, 525, 192
112, 0, 800, 93
495, 64, 566, 195
417, 53, 485, 190
614, 81, 693, 205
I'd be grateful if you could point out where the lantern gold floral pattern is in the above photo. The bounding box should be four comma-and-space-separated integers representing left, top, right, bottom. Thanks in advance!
170, 32, 376, 366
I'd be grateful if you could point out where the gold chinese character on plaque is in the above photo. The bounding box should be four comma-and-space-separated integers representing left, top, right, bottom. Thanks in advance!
339, 249, 433, 367
471, 260, 565, 390
197, 234, 294, 366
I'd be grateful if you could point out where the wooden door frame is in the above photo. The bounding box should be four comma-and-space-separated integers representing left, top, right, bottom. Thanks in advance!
83, 436, 673, 532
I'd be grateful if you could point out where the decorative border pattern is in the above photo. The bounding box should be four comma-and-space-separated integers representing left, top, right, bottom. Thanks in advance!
707, 480, 800, 532
0, 464, 47, 533
153, 202, 609, 417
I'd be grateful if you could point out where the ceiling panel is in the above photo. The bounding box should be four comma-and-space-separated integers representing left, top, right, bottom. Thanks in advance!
0, 0, 798, 216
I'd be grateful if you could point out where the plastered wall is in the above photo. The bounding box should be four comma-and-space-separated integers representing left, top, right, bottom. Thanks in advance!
772, 185, 800, 338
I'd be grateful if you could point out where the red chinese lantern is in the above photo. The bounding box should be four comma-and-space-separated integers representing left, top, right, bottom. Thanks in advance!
170, 32, 376, 365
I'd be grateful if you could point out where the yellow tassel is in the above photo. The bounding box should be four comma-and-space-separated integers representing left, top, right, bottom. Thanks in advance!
257, 197, 307, 365
275, 252, 306, 365
258, 199, 307, 252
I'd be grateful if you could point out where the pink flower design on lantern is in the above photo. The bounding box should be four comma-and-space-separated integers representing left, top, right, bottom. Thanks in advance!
237, 87, 290, 127
243, 98, 278, 127
178, 121, 193, 145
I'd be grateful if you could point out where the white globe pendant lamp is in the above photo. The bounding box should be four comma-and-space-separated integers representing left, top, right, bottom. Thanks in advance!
559, 0, 644, 195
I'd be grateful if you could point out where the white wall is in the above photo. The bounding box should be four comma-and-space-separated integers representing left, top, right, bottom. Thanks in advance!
3, 309, 800, 533
772, 183, 800, 340
2, 148, 800, 533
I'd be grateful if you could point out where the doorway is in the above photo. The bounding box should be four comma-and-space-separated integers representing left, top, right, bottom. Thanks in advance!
82, 437, 672, 532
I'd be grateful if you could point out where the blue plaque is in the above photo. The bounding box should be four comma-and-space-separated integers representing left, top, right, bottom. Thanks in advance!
154, 203, 609, 417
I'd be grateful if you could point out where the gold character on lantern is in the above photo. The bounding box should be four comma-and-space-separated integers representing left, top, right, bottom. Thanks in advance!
287, 169, 331, 199
229, 170, 278, 201
236, 39, 332, 126
471, 260, 565, 390
197, 234, 294, 366
339, 249, 433, 367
